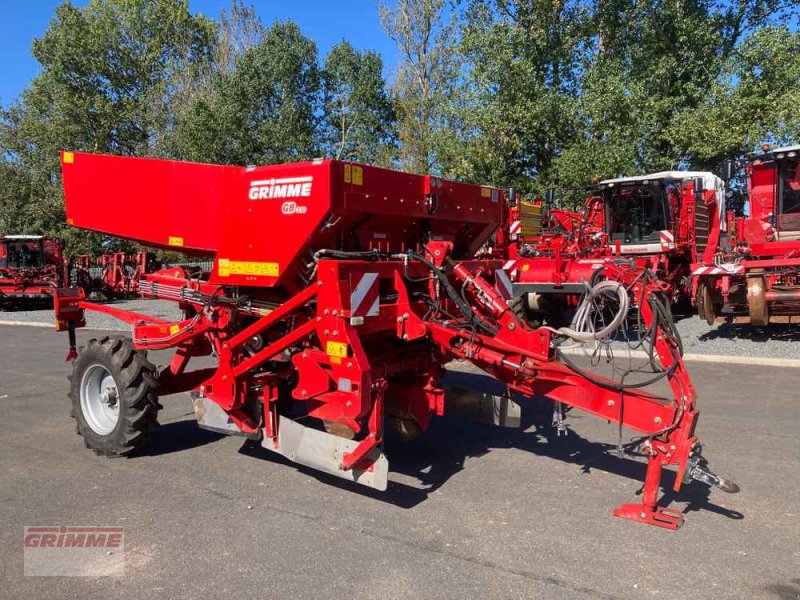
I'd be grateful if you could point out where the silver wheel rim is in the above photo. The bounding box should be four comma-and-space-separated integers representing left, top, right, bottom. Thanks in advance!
80, 364, 120, 435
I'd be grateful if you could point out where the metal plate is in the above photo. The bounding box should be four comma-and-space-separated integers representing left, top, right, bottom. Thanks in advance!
262, 417, 388, 491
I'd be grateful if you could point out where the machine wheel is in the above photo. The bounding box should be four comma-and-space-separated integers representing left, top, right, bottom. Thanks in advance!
746, 276, 769, 327
508, 294, 543, 328
696, 281, 716, 326
69, 336, 160, 456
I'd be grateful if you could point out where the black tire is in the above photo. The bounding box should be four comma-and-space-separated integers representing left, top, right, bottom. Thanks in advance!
69, 336, 160, 456
508, 294, 542, 328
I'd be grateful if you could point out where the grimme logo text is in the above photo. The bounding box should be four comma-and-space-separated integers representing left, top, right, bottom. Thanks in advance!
24, 526, 123, 548
249, 176, 313, 200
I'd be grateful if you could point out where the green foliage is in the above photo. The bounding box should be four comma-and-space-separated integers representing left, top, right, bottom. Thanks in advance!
0, 0, 216, 253
321, 41, 396, 164
1, 0, 798, 251
380, 0, 460, 173
167, 20, 321, 165
674, 26, 800, 167
433, 0, 800, 201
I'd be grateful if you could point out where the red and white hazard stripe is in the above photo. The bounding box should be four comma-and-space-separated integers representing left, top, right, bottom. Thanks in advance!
692, 265, 744, 276
659, 230, 675, 251
350, 272, 380, 317
502, 259, 518, 280
509, 220, 521, 237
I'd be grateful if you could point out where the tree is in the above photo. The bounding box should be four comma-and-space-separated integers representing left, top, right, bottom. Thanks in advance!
167, 20, 321, 166
380, 0, 459, 173
0, 0, 216, 252
320, 41, 396, 164
443, 0, 800, 199
447, 0, 587, 193
674, 25, 800, 168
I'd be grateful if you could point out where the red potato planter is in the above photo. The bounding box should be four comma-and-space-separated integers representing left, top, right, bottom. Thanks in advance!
53, 151, 737, 530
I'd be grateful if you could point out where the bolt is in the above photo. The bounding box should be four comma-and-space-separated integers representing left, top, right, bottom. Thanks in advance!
332, 310, 338, 316
403, 334, 409, 340
324, 329, 330, 335
347, 362, 352, 368
640, 511, 647, 519
346, 401, 352, 407
403, 312, 409, 319
397, 317, 403, 323
333, 330, 339, 337
302, 353, 308, 359
508, 322, 516, 330
654, 416, 662, 425
669, 445, 676, 451
301, 389, 307, 397
324, 309, 329, 316
607, 399, 615, 407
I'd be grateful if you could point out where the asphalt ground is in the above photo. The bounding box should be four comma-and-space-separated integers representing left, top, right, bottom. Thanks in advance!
1, 325, 798, 598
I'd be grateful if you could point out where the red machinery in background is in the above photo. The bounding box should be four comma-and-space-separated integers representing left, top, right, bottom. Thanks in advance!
98, 251, 161, 298
502, 172, 724, 327
693, 146, 800, 325
53, 151, 737, 530
0, 235, 67, 309
70, 251, 161, 298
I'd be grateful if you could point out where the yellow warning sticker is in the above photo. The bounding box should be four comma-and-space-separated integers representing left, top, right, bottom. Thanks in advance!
62, 151, 74, 164
218, 258, 279, 277
168, 236, 184, 247
169, 324, 180, 335
481, 187, 491, 198
352, 165, 363, 186
344, 163, 352, 183
326, 341, 348, 358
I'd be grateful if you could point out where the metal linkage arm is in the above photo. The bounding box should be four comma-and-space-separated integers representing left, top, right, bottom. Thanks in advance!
428, 259, 737, 530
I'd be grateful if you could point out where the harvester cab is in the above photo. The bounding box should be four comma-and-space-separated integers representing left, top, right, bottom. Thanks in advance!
692, 146, 800, 325
1, 235, 47, 270
0, 235, 67, 309
502, 172, 724, 326
744, 145, 800, 242
52, 151, 737, 530
595, 172, 724, 263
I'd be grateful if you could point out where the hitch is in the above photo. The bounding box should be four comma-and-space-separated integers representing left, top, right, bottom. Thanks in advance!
685, 449, 740, 494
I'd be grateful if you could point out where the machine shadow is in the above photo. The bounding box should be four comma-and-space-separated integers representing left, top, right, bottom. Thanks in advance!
699, 322, 800, 343
763, 579, 800, 600
146, 418, 226, 456
238, 368, 743, 519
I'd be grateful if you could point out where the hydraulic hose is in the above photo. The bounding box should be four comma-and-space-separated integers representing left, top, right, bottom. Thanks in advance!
544, 279, 629, 343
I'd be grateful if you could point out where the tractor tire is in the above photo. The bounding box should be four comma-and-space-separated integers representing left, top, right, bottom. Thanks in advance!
69, 336, 160, 457
508, 294, 543, 328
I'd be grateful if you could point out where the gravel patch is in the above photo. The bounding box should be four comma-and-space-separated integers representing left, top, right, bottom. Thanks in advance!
2, 298, 798, 360
674, 314, 800, 360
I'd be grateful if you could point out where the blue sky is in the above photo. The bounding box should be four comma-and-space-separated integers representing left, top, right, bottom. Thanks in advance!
0, 0, 399, 106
